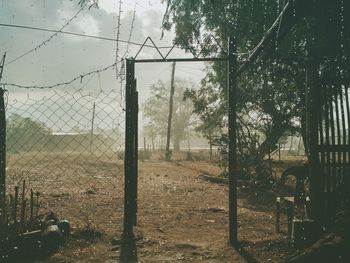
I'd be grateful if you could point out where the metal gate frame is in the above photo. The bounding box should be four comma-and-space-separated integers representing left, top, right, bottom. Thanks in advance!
121, 37, 238, 260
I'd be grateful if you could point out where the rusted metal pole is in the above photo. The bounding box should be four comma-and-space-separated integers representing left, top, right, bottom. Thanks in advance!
228, 37, 238, 246
0, 87, 6, 212
30, 189, 34, 229
12, 186, 19, 227
20, 180, 26, 232
35, 192, 40, 218
0, 54, 6, 223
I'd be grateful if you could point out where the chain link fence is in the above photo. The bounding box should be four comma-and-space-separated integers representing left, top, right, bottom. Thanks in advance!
6, 89, 125, 174
2, 86, 125, 233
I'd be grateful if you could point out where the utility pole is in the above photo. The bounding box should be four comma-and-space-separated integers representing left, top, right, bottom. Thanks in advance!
187, 128, 190, 152
166, 62, 176, 161
89, 102, 96, 152
0, 53, 7, 222
0, 53, 5, 80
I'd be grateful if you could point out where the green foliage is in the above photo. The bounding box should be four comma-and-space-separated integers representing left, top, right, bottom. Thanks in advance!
162, 0, 350, 181
164, 1, 304, 159
77, 0, 99, 9
6, 114, 51, 153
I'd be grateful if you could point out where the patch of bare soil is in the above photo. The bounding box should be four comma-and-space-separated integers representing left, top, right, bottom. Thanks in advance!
7, 155, 304, 262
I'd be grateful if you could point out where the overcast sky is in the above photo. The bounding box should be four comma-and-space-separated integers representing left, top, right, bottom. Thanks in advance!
0, 0, 206, 132
0, 0, 205, 97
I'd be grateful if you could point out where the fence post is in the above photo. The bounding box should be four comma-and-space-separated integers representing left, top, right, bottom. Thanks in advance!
228, 37, 238, 246
133, 80, 138, 226
121, 58, 137, 262
0, 87, 6, 216
123, 58, 136, 236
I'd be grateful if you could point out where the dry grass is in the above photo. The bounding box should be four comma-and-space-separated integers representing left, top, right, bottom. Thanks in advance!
3, 152, 305, 262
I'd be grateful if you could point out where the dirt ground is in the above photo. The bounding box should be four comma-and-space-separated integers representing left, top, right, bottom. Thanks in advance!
6, 153, 305, 262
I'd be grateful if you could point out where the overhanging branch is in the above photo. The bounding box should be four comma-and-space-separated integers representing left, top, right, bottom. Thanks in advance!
235, 0, 308, 78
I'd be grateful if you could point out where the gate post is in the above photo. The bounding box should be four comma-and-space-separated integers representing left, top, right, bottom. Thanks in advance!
133, 79, 138, 226
123, 58, 137, 239
228, 37, 238, 246
121, 58, 137, 262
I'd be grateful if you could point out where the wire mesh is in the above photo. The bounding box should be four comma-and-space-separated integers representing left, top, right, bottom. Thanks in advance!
4, 86, 125, 230
6, 89, 125, 175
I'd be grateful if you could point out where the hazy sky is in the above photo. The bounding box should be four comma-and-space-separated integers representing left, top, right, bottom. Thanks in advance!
0, 0, 205, 99
0, 0, 206, 133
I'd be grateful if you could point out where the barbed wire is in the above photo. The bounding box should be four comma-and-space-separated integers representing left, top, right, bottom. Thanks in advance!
115, 0, 123, 78
1, 61, 120, 89
116, 0, 138, 82
114, 0, 138, 107
0, 23, 175, 49
122, 0, 138, 59
4, 2, 87, 66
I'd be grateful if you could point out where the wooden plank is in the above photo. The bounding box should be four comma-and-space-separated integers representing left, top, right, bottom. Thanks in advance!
334, 87, 342, 192
318, 86, 325, 196
339, 85, 347, 192
316, 145, 350, 152
323, 85, 331, 195
345, 87, 350, 169
315, 163, 350, 168
328, 85, 336, 193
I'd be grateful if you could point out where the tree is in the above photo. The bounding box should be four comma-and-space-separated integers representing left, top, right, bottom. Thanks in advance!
163, 1, 301, 152
6, 114, 51, 153
143, 79, 195, 151
161, 0, 350, 173
143, 124, 157, 151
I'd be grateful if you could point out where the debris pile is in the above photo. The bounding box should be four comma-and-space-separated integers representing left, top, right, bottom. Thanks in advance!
0, 181, 70, 262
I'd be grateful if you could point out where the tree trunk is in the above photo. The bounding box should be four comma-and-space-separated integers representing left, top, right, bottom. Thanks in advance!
166, 62, 176, 160
289, 136, 294, 152
173, 136, 180, 151
257, 121, 288, 160
151, 134, 155, 152
297, 137, 302, 155
209, 133, 213, 162
300, 113, 310, 159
